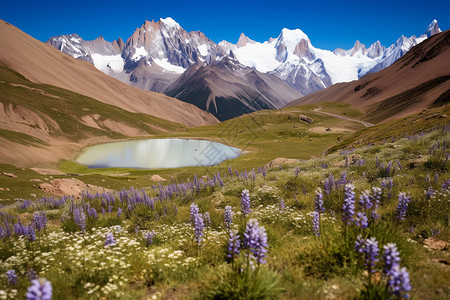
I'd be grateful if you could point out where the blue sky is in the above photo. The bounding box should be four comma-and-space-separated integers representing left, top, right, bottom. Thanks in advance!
1, 0, 448, 50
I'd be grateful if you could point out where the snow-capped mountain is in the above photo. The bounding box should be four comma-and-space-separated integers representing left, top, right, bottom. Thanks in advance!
227, 20, 442, 93
48, 19, 442, 120
47, 17, 224, 92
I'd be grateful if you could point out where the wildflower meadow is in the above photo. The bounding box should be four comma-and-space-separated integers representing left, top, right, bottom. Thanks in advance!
0, 128, 448, 299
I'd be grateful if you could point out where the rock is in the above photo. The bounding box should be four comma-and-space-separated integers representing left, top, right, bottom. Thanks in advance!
423, 237, 449, 251
440, 114, 447, 118
30, 194, 36, 197
2, 172, 17, 178
30, 179, 41, 182
39, 178, 112, 198
299, 115, 313, 123
325, 128, 331, 131
150, 174, 166, 182
265, 157, 298, 170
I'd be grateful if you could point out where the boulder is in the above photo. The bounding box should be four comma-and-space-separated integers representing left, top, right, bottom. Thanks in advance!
299, 115, 313, 123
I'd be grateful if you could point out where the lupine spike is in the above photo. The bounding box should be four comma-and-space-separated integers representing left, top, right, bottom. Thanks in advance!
244, 218, 268, 264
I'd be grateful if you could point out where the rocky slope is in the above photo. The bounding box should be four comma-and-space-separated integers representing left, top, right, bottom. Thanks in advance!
165, 57, 301, 120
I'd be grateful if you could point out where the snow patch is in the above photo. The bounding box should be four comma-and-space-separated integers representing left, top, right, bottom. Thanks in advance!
160, 17, 180, 28
197, 44, 208, 56
233, 40, 281, 73
153, 58, 186, 74
132, 47, 148, 61
91, 54, 124, 73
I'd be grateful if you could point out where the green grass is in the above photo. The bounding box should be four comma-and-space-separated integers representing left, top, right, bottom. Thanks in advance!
0, 128, 448, 299
0, 64, 185, 143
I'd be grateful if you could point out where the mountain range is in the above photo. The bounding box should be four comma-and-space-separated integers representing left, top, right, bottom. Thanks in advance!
287, 29, 450, 123
47, 18, 442, 120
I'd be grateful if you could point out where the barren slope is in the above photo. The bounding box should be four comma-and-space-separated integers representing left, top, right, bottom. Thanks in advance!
0, 20, 218, 127
286, 30, 450, 123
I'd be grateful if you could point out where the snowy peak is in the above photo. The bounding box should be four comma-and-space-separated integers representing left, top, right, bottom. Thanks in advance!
425, 19, 441, 37
159, 17, 180, 29
276, 28, 310, 62
349, 40, 367, 56
293, 39, 315, 60
47, 33, 93, 64
236, 33, 256, 47
367, 41, 384, 58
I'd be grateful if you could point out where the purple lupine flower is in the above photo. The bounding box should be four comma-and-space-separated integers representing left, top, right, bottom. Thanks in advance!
359, 191, 372, 210
244, 218, 268, 265
433, 173, 438, 183
193, 213, 204, 245
104, 232, 116, 247
388, 266, 411, 298
14, 217, 24, 235
396, 159, 402, 170
190, 203, 199, 226
87, 207, 97, 218
426, 187, 434, 199
355, 235, 365, 253
371, 187, 381, 207
73, 208, 86, 230
315, 188, 324, 213
343, 184, 356, 225
28, 225, 36, 242
228, 166, 233, 176
383, 243, 401, 275
442, 179, 450, 190
6, 269, 17, 285
295, 166, 300, 177
203, 212, 211, 227
312, 211, 320, 237
144, 230, 156, 246
26, 278, 52, 300
227, 229, 240, 260
107, 205, 112, 213
338, 171, 348, 185
354, 212, 368, 229
224, 206, 233, 230
324, 174, 334, 195
117, 207, 123, 217
396, 193, 411, 221
262, 168, 267, 177
364, 237, 379, 272
33, 212, 47, 231
241, 189, 251, 216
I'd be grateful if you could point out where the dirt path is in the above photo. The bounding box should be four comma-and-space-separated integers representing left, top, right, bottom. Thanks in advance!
314, 108, 374, 127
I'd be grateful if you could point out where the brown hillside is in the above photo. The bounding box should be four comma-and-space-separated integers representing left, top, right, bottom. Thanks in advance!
0, 20, 218, 127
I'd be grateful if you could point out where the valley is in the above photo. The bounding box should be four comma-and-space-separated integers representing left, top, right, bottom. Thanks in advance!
0, 12, 448, 300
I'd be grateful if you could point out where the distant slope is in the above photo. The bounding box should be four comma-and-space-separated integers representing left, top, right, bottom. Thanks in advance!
165, 57, 301, 121
0, 20, 218, 127
0, 65, 185, 167
286, 30, 450, 123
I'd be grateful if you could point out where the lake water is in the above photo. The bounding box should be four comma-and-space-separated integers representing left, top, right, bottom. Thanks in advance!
76, 138, 241, 169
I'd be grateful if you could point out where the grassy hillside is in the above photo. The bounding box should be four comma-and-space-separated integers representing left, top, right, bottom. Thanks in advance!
58, 102, 367, 180
0, 65, 185, 144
